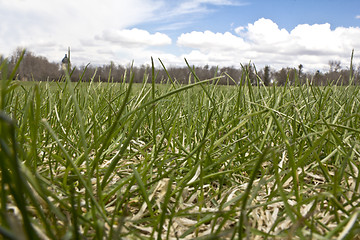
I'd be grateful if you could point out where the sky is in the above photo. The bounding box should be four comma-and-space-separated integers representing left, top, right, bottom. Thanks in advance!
1, 0, 360, 72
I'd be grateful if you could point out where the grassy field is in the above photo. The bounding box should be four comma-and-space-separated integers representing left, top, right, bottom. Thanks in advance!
1, 56, 360, 239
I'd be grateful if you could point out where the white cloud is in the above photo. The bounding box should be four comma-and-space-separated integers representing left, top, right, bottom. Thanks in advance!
0, 0, 246, 66
356, 15, 360, 19
96, 29, 172, 47
155, 21, 194, 31
234, 26, 245, 34
189, 0, 247, 6
244, 18, 289, 45
0, 0, 162, 64
179, 50, 243, 67
197, 0, 237, 4
0, 0, 358, 72
177, 18, 360, 71
153, 0, 247, 22
151, 1, 244, 32
178, 31, 249, 52
290, 23, 339, 54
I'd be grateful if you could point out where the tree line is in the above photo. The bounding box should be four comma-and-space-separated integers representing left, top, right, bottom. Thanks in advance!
2, 48, 360, 86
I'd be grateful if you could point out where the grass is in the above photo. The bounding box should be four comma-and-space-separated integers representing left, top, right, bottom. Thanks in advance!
1, 54, 360, 239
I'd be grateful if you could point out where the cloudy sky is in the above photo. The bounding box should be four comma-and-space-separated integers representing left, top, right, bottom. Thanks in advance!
1, 0, 360, 72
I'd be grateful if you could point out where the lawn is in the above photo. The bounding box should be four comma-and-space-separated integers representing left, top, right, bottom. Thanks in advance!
1, 57, 360, 239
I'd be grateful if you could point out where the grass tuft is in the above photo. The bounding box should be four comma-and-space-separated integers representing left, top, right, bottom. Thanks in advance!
1, 56, 360, 239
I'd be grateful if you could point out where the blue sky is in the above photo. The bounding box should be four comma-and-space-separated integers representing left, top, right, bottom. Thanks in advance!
143, 0, 359, 33
0, 0, 359, 71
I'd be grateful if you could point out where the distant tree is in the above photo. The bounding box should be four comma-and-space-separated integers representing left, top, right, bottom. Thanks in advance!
241, 64, 257, 85
329, 60, 341, 72
249, 64, 257, 85
298, 64, 303, 78
220, 66, 241, 85
210, 66, 220, 78
5, 46, 360, 86
10, 47, 25, 65
199, 65, 213, 80
313, 70, 324, 85
9, 49, 60, 81
275, 68, 287, 86
263, 65, 271, 86
356, 65, 360, 85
